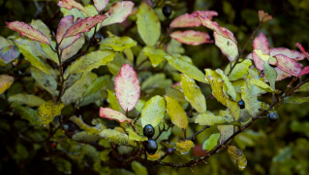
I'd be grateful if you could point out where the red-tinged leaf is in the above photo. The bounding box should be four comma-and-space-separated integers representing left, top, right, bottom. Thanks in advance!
170, 10, 218, 28
295, 43, 309, 60
298, 66, 309, 77
63, 15, 107, 38
93, 0, 109, 13
275, 54, 303, 76
6, 21, 50, 45
270, 47, 305, 61
197, 15, 237, 44
252, 33, 269, 70
170, 30, 212, 45
99, 107, 132, 123
258, 10, 272, 22
101, 1, 134, 27
56, 15, 81, 49
57, 0, 89, 16
275, 67, 292, 81
114, 64, 140, 112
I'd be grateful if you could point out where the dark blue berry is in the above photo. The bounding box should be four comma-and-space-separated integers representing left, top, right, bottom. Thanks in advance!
162, 5, 172, 18
268, 112, 279, 122
143, 124, 155, 138
238, 100, 245, 109
144, 139, 158, 155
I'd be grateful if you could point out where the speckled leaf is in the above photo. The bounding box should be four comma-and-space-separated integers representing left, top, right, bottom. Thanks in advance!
227, 146, 247, 171
143, 46, 166, 67
176, 140, 194, 155
72, 131, 101, 142
8, 94, 45, 107
252, 33, 270, 70
275, 54, 303, 76
61, 36, 85, 61
141, 95, 165, 128
214, 32, 238, 62
0, 45, 20, 64
274, 67, 292, 81
217, 125, 234, 144
202, 133, 220, 151
205, 69, 227, 106
56, 15, 81, 50
181, 74, 206, 113
195, 111, 230, 125
225, 59, 252, 81
170, 30, 212, 45
101, 1, 134, 27
295, 82, 309, 92
136, 2, 160, 46
101, 35, 137, 52
38, 101, 64, 125
30, 19, 51, 42
164, 96, 188, 129
10, 103, 41, 126
114, 64, 140, 112
170, 10, 217, 28
241, 73, 261, 116
107, 90, 124, 113
126, 127, 148, 142
93, 0, 109, 13
31, 66, 57, 96
131, 161, 148, 175
298, 66, 309, 77
0, 74, 14, 95
100, 129, 137, 147
99, 107, 132, 123
6, 21, 50, 45
258, 10, 272, 23
264, 61, 277, 88
165, 55, 207, 83
70, 116, 103, 135
284, 96, 309, 104
216, 69, 236, 100
57, 0, 89, 15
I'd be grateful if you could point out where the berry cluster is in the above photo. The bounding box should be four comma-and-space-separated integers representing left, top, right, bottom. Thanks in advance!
143, 124, 158, 155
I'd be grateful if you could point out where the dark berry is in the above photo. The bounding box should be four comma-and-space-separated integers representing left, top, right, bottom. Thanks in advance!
167, 147, 175, 155
92, 33, 104, 45
268, 112, 279, 122
143, 124, 155, 138
238, 100, 245, 109
162, 5, 172, 18
144, 139, 158, 155
51, 142, 57, 149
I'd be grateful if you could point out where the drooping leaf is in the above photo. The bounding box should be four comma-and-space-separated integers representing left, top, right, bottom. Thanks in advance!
252, 33, 270, 70
216, 69, 237, 100
258, 10, 272, 23
31, 66, 57, 96
284, 96, 309, 104
170, 30, 213, 45
100, 129, 137, 147
38, 101, 64, 126
164, 96, 188, 129
298, 66, 309, 77
225, 59, 252, 81
141, 95, 165, 128
8, 94, 45, 107
180, 74, 206, 113
214, 32, 238, 62
126, 127, 148, 142
170, 10, 218, 28
165, 55, 207, 83
202, 133, 220, 151
0, 74, 14, 95
131, 161, 148, 175
114, 64, 140, 112
6, 21, 50, 45
143, 46, 166, 67
93, 0, 109, 13
176, 140, 194, 154
195, 111, 230, 125
100, 35, 137, 52
264, 61, 277, 88
227, 146, 247, 171
0, 45, 20, 64
217, 125, 234, 144
101, 1, 134, 27
136, 2, 160, 46
275, 54, 303, 76
70, 116, 103, 135
57, 0, 89, 15
99, 107, 132, 123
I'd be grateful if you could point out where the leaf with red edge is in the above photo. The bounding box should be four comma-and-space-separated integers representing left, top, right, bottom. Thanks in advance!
214, 32, 238, 62
114, 64, 140, 112
99, 107, 132, 123
295, 43, 309, 60
170, 10, 218, 28
63, 15, 107, 38
270, 47, 305, 61
275, 67, 292, 81
197, 15, 237, 44
93, 0, 109, 13
275, 54, 303, 76
252, 33, 270, 70
56, 15, 81, 50
101, 1, 134, 27
298, 66, 309, 77
170, 30, 212, 46
6, 21, 50, 45
57, 0, 89, 16
258, 10, 272, 23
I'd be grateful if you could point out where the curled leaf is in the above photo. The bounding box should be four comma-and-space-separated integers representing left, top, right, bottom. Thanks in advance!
99, 107, 132, 123
270, 47, 305, 61
101, 1, 134, 27
170, 30, 213, 45
170, 10, 218, 28
258, 10, 272, 23
295, 43, 309, 60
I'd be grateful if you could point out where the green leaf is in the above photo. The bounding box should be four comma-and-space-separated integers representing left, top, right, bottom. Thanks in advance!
107, 89, 124, 113
181, 74, 206, 113
143, 46, 166, 67
61, 7, 85, 21
61, 36, 85, 61
31, 66, 57, 96
165, 87, 187, 103
264, 61, 277, 89
141, 73, 172, 92
176, 140, 194, 154
141, 95, 165, 128
131, 161, 148, 175
214, 32, 238, 62
84, 75, 110, 97
11, 103, 41, 126
227, 146, 247, 171
164, 96, 188, 129
100, 35, 137, 52
51, 157, 72, 174
38, 101, 64, 126
135, 99, 145, 113
136, 2, 161, 46
99, 150, 111, 162
167, 39, 185, 55
100, 129, 137, 147
40, 42, 59, 64
295, 82, 309, 92
202, 133, 220, 151
165, 55, 207, 83
126, 127, 148, 142
217, 125, 234, 144
225, 59, 252, 81
284, 96, 309, 104
216, 69, 237, 100
195, 111, 231, 125
64, 50, 116, 78
70, 116, 104, 135
0, 74, 14, 95
8, 94, 45, 107
72, 131, 101, 142
30, 19, 51, 42
250, 78, 279, 93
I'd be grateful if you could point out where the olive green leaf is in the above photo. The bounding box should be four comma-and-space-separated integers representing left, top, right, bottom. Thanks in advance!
72, 131, 101, 142
164, 95, 188, 129
100, 129, 137, 147
195, 111, 230, 125
284, 96, 309, 104
227, 145, 247, 171
141, 73, 172, 93
225, 59, 252, 81
101, 34, 137, 52
0, 74, 14, 95
70, 116, 104, 135
165, 87, 187, 103
131, 161, 148, 175
295, 82, 309, 92
263, 61, 277, 89
141, 95, 165, 128
126, 127, 148, 142
217, 125, 234, 144
51, 157, 72, 174
143, 46, 166, 67
11, 102, 41, 126
38, 101, 64, 126
107, 89, 124, 113
84, 75, 110, 97
176, 140, 194, 154
216, 69, 237, 100
8, 94, 45, 107
31, 66, 57, 96
250, 78, 279, 93
202, 133, 220, 152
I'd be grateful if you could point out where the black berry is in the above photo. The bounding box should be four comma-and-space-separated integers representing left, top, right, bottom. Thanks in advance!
144, 139, 158, 155
162, 5, 172, 18
238, 100, 245, 109
51, 142, 57, 149
268, 112, 279, 122
167, 147, 175, 155
143, 124, 155, 138
92, 33, 104, 45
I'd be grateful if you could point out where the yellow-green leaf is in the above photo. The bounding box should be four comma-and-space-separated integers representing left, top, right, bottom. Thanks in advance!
100, 35, 137, 52
295, 82, 309, 92
131, 161, 148, 175
141, 95, 165, 128
107, 89, 124, 113
216, 69, 237, 100
0, 74, 14, 95
100, 129, 137, 147
38, 101, 64, 125
250, 78, 279, 93
225, 59, 252, 81
176, 140, 194, 154
8, 94, 45, 107
217, 125, 234, 144
284, 96, 309, 104
143, 46, 166, 67
11, 103, 41, 126
164, 96, 188, 129
227, 146, 247, 171
126, 127, 148, 142
214, 32, 238, 62
205, 69, 227, 106
70, 116, 104, 135
195, 111, 230, 125
202, 133, 220, 151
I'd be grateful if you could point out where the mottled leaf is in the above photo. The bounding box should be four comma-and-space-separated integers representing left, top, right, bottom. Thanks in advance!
61, 36, 85, 61
284, 96, 309, 104
56, 15, 81, 50
252, 33, 270, 70
101, 1, 134, 27
100, 129, 137, 146
170, 30, 212, 45
70, 116, 103, 135
72, 131, 101, 142
11, 103, 41, 126
164, 96, 188, 129
8, 94, 45, 107
0, 45, 20, 64
264, 61, 277, 88
100, 35, 137, 52
131, 161, 148, 175
170, 10, 217, 28
141, 95, 165, 128
195, 111, 230, 125
57, 0, 89, 15
258, 10, 272, 23
93, 0, 109, 13
0, 74, 14, 95
38, 101, 64, 125
214, 32, 238, 62
227, 146, 247, 171
275, 54, 303, 76
31, 66, 57, 96
217, 125, 234, 144
143, 46, 166, 67
270, 47, 305, 61
99, 107, 132, 123
205, 69, 227, 106
176, 140, 194, 154
202, 133, 220, 151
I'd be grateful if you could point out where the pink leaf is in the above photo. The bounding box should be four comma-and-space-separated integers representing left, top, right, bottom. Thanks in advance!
299, 66, 309, 77
99, 107, 132, 123
170, 30, 213, 45
56, 15, 81, 49
258, 10, 272, 23
252, 33, 270, 70
63, 15, 107, 39
6, 21, 50, 45
114, 64, 140, 112
270, 47, 305, 61
275, 67, 292, 81
101, 1, 134, 27
57, 0, 89, 16
94, 0, 109, 13
170, 10, 218, 28
295, 43, 309, 60
275, 54, 303, 76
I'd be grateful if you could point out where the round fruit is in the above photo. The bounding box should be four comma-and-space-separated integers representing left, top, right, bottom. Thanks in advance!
162, 5, 172, 18
167, 147, 175, 155
92, 33, 104, 45
144, 139, 158, 155
238, 100, 245, 109
268, 112, 279, 122
143, 124, 155, 138
51, 142, 57, 149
